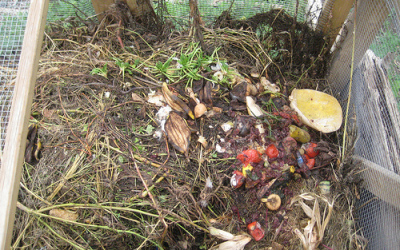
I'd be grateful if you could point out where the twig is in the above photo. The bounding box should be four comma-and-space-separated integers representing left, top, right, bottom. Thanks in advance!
342, 0, 357, 161
131, 152, 169, 243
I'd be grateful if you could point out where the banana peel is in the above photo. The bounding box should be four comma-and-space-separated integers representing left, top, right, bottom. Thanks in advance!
165, 112, 191, 157
162, 82, 194, 119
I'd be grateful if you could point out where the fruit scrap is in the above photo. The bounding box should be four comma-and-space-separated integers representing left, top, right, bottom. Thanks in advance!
231, 170, 245, 189
265, 144, 279, 159
242, 164, 253, 177
247, 221, 265, 241
305, 155, 315, 169
289, 125, 310, 143
237, 149, 262, 166
302, 142, 320, 158
261, 194, 281, 210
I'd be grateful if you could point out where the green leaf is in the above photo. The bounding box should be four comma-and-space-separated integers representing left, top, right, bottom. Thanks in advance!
145, 124, 155, 134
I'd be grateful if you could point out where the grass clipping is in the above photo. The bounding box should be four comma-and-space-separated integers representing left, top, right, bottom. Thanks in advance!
12, 8, 363, 250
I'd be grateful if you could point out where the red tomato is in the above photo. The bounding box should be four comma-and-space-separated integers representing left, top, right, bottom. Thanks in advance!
305, 156, 315, 169
304, 142, 319, 158
237, 149, 262, 165
247, 221, 265, 241
265, 144, 279, 159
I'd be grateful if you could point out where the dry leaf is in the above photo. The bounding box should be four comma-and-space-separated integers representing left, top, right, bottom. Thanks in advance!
290, 193, 334, 250
209, 227, 252, 250
131, 92, 145, 103
165, 112, 191, 157
49, 208, 78, 222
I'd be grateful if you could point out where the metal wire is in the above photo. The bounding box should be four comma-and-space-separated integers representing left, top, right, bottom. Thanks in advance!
0, 0, 30, 153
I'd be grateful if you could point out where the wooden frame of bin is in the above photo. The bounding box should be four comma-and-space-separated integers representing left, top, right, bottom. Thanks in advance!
0, 1, 50, 249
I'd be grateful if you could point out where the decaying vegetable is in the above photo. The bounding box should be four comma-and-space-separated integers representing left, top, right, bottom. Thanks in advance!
162, 82, 194, 119
262, 194, 281, 210
165, 112, 191, 157
231, 170, 245, 189
266, 144, 279, 159
305, 155, 315, 169
209, 227, 252, 250
242, 164, 254, 177
237, 149, 262, 166
246, 96, 264, 117
289, 125, 310, 143
290, 193, 334, 250
303, 142, 320, 158
247, 221, 265, 241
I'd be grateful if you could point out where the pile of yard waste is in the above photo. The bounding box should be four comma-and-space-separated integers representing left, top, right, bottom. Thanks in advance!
13, 3, 364, 250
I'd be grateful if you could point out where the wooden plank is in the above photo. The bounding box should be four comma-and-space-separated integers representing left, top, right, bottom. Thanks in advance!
352, 155, 400, 209
0, 0, 49, 249
328, 0, 389, 94
316, 0, 354, 47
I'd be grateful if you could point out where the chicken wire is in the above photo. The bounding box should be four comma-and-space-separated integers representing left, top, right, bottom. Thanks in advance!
0, 0, 29, 153
1, 0, 400, 249
351, 2, 400, 249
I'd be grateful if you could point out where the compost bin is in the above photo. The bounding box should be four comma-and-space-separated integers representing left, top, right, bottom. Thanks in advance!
1, 0, 400, 249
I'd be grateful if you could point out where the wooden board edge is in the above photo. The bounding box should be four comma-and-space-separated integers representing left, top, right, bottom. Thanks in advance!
0, 0, 50, 249
352, 155, 400, 209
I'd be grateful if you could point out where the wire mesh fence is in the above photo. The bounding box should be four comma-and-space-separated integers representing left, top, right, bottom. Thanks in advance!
0, 0, 29, 152
1, 0, 400, 249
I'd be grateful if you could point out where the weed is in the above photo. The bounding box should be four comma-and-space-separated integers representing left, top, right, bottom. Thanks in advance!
114, 58, 132, 81
90, 63, 108, 78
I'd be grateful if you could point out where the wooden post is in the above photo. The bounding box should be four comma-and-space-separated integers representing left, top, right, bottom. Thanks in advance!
316, 0, 355, 47
327, 0, 389, 94
0, 0, 49, 249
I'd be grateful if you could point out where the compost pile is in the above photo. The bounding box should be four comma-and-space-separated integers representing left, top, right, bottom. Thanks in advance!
13, 3, 364, 250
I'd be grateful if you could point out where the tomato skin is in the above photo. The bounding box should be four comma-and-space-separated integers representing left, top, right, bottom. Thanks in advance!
231, 170, 245, 188
265, 144, 279, 159
304, 143, 319, 158
237, 149, 262, 165
305, 155, 315, 169
247, 221, 265, 241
